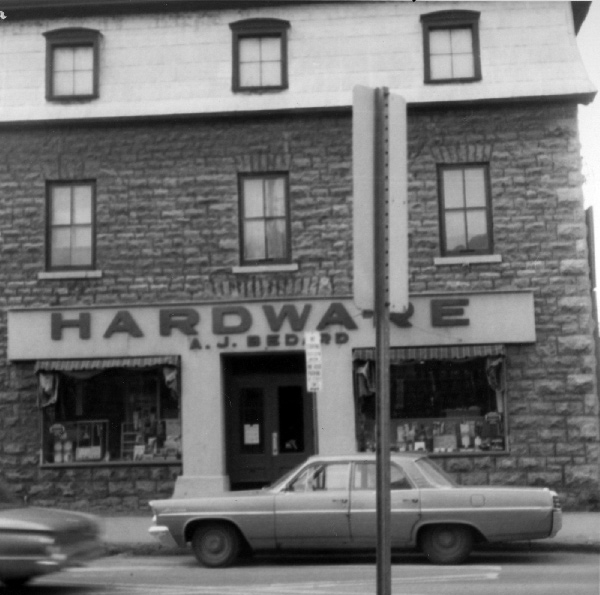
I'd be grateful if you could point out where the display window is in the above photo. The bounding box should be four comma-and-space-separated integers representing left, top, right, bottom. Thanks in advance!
36, 358, 181, 465
353, 345, 506, 455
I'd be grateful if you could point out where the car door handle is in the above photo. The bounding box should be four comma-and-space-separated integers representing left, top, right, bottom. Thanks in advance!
332, 498, 349, 504
403, 498, 419, 503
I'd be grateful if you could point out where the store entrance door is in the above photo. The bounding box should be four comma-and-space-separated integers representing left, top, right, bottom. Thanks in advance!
224, 354, 315, 490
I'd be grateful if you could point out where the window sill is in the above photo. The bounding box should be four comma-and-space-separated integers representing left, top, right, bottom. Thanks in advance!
434, 255, 502, 266
40, 459, 182, 469
429, 449, 509, 458
233, 86, 287, 93
38, 270, 103, 280
232, 263, 299, 274
425, 77, 481, 85
47, 95, 98, 102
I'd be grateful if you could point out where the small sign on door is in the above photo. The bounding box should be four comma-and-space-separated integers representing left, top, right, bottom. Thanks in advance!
305, 331, 322, 393
244, 424, 260, 445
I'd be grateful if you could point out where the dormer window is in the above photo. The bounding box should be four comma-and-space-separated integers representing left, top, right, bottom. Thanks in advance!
44, 28, 101, 101
421, 11, 481, 84
230, 19, 290, 92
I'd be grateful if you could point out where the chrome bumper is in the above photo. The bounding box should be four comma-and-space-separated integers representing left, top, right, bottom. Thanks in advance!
148, 525, 178, 548
550, 509, 562, 537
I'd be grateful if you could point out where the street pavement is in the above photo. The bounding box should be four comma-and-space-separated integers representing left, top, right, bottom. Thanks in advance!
99, 511, 600, 555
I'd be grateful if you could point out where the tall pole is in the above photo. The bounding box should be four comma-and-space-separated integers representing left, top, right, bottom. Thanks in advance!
353, 84, 407, 595
374, 86, 392, 595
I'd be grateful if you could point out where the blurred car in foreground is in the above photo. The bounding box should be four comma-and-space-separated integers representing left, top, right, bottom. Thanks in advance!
149, 453, 562, 567
0, 481, 103, 588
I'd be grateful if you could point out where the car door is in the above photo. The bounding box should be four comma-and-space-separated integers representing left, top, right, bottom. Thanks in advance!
274, 461, 352, 548
349, 461, 421, 547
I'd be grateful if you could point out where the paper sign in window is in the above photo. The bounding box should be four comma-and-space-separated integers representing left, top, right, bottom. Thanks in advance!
244, 424, 260, 445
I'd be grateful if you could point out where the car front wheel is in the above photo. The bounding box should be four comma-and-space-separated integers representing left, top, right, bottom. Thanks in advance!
192, 523, 240, 568
421, 524, 473, 564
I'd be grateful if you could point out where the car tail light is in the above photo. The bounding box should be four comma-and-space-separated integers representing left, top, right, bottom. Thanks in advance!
552, 494, 561, 509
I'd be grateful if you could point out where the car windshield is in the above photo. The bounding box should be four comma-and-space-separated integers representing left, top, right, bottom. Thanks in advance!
264, 466, 303, 491
414, 457, 457, 488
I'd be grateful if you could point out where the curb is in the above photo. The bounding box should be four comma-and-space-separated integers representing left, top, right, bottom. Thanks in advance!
103, 541, 600, 558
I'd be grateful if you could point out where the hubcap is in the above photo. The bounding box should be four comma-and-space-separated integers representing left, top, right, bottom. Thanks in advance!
205, 534, 225, 554
438, 530, 456, 548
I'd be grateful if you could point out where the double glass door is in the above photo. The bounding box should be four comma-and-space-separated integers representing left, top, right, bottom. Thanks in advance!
226, 372, 314, 489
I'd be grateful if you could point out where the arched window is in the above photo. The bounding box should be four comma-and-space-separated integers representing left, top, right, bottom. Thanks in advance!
420, 11, 481, 84
44, 28, 101, 100
230, 18, 290, 92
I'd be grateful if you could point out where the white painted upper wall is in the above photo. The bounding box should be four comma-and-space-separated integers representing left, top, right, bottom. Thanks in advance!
0, 1, 595, 122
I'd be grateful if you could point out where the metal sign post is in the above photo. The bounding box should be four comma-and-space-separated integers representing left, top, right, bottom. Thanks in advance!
353, 84, 408, 595
374, 86, 392, 595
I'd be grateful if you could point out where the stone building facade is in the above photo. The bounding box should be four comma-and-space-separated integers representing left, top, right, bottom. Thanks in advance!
0, 1, 598, 511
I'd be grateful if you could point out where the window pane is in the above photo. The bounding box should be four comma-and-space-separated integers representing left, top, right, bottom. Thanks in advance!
239, 37, 261, 62
53, 47, 74, 72
390, 464, 412, 490
261, 61, 282, 86
323, 463, 350, 491
353, 462, 376, 490
73, 46, 93, 70
444, 211, 467, 252
42, 369, 181, 464
51, 228, 72, 266
429, 29, 451, 54
243, 179, 264, 218
450, 28, 473, 54
53, 71, 74, 95
244, 220, 266, 261
73, 186, 93, 223
452, 54, 474, 78
442, 170, 465, 209
260, 36, 281, 61
266, 218, 287, 259
466, 210, 489, 250
278, 386, 304, 453
74, 70, 94, 95
240, 62, 261, 87
241, 388, 264, 453
464, 169, 486, 207
71, 226, 92, 266
51, 187, 72, 225
430, 55, 452, 80
264, 177, 285, 216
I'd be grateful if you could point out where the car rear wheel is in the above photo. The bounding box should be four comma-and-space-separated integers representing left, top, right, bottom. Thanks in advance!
421, 524, 473, 564
192, 523, 240, 568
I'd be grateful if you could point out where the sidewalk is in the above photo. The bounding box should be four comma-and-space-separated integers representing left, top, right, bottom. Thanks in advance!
100, 512, 600, 555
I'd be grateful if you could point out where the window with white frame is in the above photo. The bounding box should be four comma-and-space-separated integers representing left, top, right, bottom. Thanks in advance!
230, 19, 290, 92
239, 173, 290, 264
47, 181, 95, 270
44, 28, 100, 100
438, 164, 492, 255
421, 11, 481, 83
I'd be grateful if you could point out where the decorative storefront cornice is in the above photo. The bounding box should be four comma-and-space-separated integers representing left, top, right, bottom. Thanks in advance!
0, 0, 326, 19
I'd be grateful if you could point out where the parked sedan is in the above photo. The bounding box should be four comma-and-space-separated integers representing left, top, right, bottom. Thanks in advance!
149, 453, 562, 567
0, 481, 104, 588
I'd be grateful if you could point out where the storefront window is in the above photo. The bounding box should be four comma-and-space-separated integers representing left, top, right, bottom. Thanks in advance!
37, 360, 181, 464
354, 347, 506, 455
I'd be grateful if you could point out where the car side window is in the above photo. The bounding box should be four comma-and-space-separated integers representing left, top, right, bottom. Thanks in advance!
353, 462, 413, 491
390, 463, 413, 490
288, 463, 350, 492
